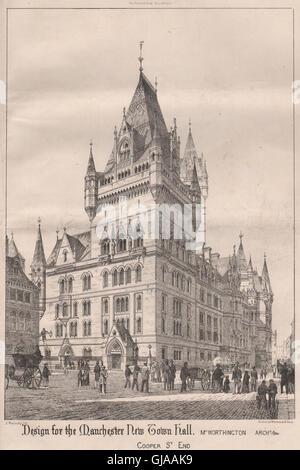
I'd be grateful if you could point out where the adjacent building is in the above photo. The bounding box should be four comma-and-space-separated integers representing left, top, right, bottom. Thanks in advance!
5, 230, 44, 360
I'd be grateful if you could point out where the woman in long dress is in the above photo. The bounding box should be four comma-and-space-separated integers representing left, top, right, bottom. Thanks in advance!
242, 370, 250, 393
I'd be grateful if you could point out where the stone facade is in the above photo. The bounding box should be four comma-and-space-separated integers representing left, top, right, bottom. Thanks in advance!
5, 235, 42, 361
38, 61, 273, 370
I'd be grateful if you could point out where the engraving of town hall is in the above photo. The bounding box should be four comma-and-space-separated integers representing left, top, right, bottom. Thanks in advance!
10, 49, 273, 371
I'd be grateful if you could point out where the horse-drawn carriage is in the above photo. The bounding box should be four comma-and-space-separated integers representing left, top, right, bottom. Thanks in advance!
5, 350, 43, 389
188, 367, 211, 391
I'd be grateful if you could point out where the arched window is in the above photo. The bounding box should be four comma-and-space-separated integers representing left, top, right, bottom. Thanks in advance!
121, 298, 125, 312
116, 298, 120, 313
55, 304, 60, 319
137, 294, 142, 311
73, 302, 78, 317
125, 297, 129, 311
103, 299, 109, 314
126, 318, 130, 330
88, 321, 92, 336
104, 319, 108, 335
83, 274, 91, 291
68, 278, 73, 293
63, 250, 68, 262
83, 321, 87, 336
11, 311, 17, 330
176, 273, 180, 288
62, 303, 68, 317
59, 279, 65, 294
101, 239, 110, 255
162, 266, 166, 282
121, 318, 125, 328
103, 271, 108, 288
119, 268, 124, 285
172, 271, 176, 286
135, 265, 142, 282
126, 268, 131, 284
137, 317, 142, 333
113, 269, 118, 286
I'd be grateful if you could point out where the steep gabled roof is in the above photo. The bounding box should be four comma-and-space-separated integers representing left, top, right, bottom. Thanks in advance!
8, 236, 25, 262
47, 230, 91, 267
126, 72, 168, 143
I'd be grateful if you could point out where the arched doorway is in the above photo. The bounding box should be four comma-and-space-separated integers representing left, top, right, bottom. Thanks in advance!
107, 339, 123, 370
58, 341, 74, 367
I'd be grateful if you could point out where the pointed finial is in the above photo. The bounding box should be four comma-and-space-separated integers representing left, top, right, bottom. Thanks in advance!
233, 244, 236, 255
173, 117, 177, 130
123, 107, 126, 118
56, 228, 59, 240
155, 76, 158, 93
138, 41, 144, 72
239, 231, 244, 241
11, 230, 14, 240
189, 118, 192, 133
63, 225, 66, 232
264, 252, 266, 261
37, 216, 41, 226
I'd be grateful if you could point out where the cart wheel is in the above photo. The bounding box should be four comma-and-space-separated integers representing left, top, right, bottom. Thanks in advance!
32, 367, 42, 388
17, 376, 25, 387
26, 367, 42, 389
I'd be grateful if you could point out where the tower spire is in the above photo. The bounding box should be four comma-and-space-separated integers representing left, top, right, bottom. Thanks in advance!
138, 40, 144, 72
86, 140, 96, 174
30, 218, 47, 313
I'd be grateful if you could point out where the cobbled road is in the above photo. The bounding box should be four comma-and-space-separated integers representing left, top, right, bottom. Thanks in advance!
5, 370, 295, 420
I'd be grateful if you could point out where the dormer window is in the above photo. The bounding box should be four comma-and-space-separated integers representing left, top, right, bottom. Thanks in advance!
119, 139, 130, 161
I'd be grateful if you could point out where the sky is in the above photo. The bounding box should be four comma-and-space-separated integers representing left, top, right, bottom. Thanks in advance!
6, 8, 294, 342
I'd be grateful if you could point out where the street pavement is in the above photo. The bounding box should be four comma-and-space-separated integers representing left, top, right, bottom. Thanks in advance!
5, 370, 295, 420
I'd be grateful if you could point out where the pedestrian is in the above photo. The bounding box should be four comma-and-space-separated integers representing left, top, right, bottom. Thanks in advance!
232, 363, 242, 394
169, 360, 176, 390
212, 364, 224, 392
267, 379, 278, 410
242, 370, 250, 393
288, 366, 294, 394
42, 363, 51, 387
94, 361, 101, 389
124, 364, 132, 389
132, 364, 140, 391
163, 359, 171, 391
156, 361, 162, 383
78, 368, 84, 388
99, 366, 108, 395
141, 363, 150, 393
257, 380, 268, 410
84, 361, 90, 386
280, 362, 289, 394
250, 366, 258, 392
223, 375, 230, 393
180, 362, 189, 393
263, 366, 267, 380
